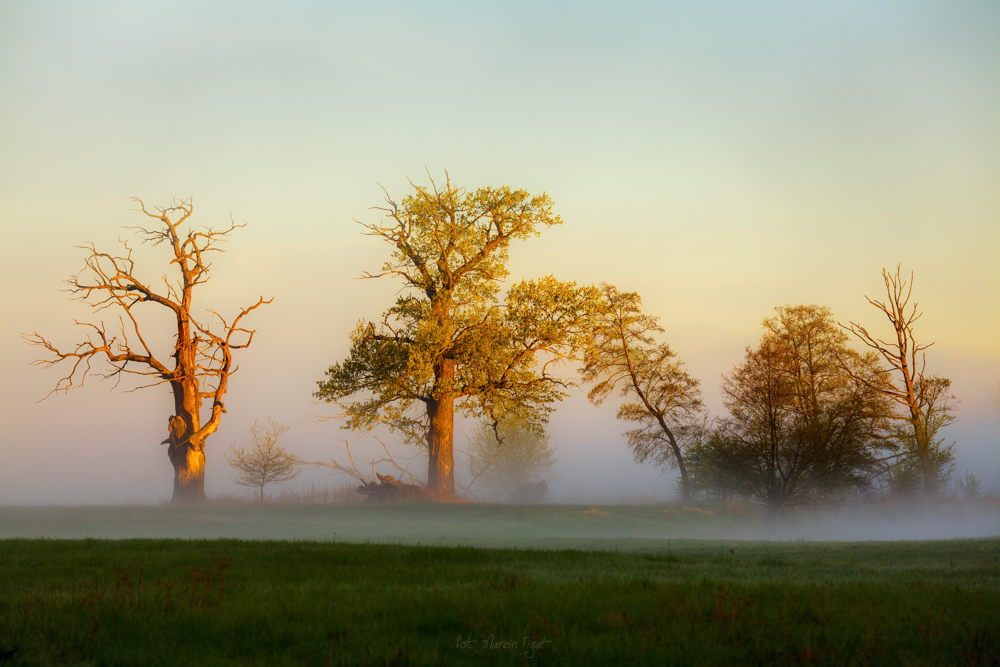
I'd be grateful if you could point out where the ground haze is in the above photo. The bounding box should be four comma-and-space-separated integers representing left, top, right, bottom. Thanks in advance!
2, 501, 998, 544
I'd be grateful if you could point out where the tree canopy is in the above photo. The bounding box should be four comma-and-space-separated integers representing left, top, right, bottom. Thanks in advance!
691, 305, 894, 518
316, 174, 598, 497
583, 284, 704, 498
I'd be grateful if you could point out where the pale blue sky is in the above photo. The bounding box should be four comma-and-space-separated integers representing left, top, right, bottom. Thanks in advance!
1, 1, 997, 503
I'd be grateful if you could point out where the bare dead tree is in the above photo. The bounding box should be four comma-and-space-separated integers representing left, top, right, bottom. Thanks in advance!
23, 197, 271, 503
841, 266, 955, 498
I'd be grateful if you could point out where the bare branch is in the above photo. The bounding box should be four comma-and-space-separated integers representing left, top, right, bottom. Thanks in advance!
25, 197, 271, 503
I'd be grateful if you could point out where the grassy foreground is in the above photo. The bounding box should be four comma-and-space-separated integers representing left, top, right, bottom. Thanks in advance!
2, 538, 999, 665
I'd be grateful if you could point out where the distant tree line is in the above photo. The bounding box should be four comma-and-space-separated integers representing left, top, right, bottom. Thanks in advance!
25, 174, 960, 510
587, 271, 958, 520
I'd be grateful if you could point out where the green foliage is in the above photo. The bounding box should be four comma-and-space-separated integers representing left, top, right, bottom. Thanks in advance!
886, 436, 956, 497
956, 471, 983, 500
465, 420, 558, 498
3, 538, 999, 665
315, 175, 599, 492
884, 376, 958, 496
317, 279, 599, 439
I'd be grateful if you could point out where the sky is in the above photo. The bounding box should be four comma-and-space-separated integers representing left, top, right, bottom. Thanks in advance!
1, 0, 998, 504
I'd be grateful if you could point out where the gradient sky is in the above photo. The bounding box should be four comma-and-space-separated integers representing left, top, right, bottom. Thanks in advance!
1, 1, 998, 504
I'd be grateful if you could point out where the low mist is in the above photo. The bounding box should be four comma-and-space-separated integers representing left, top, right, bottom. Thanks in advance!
2, 496, 998, 547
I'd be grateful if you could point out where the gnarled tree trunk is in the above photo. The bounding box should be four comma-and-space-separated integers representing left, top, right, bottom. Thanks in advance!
842, 267, 953, 501
164, 413, 208, 503
169, 437, 207, 503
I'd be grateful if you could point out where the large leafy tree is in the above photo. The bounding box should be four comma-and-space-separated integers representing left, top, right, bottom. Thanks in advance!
316, 174, 597, 498
693, 305, 894, 520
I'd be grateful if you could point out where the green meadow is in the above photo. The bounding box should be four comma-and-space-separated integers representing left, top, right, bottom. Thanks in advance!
2, 503, 999, 665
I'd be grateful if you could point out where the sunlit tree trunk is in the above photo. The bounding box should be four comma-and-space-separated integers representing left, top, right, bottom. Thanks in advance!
166, 380, 210, 503
168, 433, 207, 503
426, 360, 456, 497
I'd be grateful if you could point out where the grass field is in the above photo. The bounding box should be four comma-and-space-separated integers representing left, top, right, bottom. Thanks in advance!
2, 504, 1000, 665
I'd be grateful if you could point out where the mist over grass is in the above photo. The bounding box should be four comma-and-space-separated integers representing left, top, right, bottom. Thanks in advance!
2, 499, 997, 545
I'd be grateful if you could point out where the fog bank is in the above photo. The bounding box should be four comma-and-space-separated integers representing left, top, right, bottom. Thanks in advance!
2, 501, 997, 546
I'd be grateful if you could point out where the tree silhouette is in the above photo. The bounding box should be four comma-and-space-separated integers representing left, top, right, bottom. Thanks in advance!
694, 305, 894, 520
